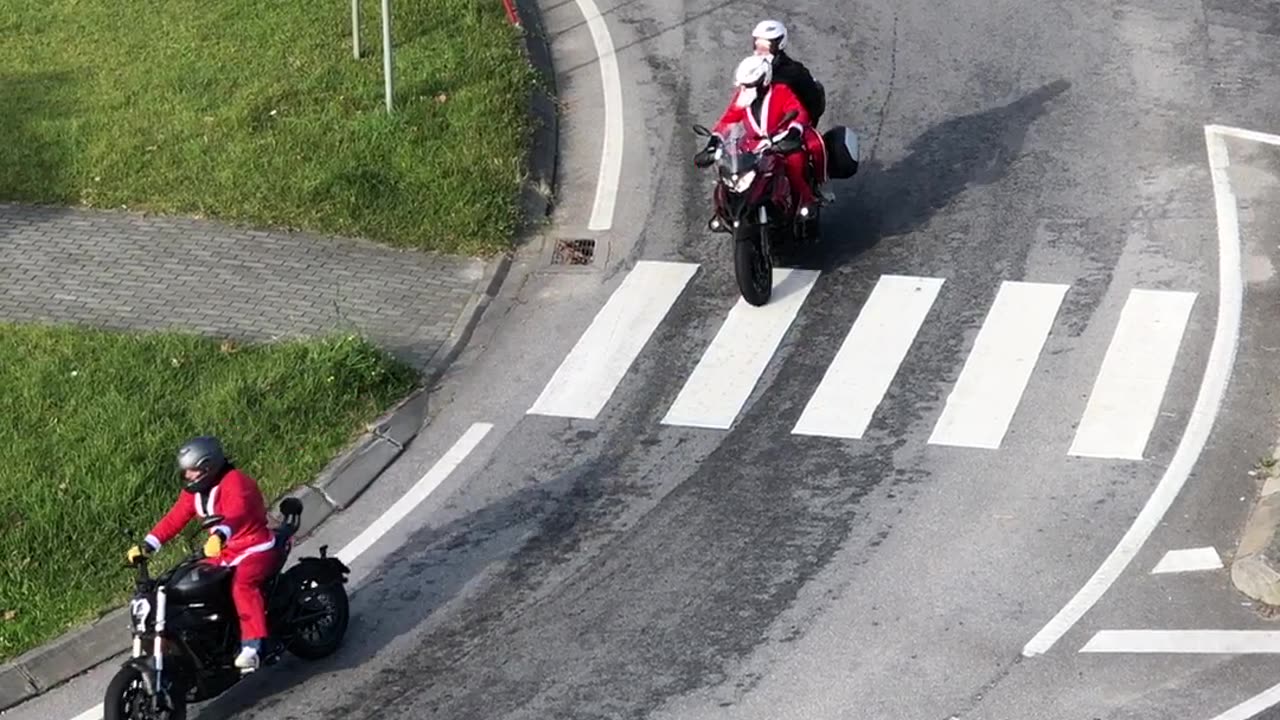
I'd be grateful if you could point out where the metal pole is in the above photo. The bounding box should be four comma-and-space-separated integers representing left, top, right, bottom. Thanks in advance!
381, 0, 393, 112
351, 0, 360, 58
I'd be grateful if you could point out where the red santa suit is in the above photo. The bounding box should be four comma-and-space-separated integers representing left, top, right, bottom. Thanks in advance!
145, 468, 276, 642
713, 80, 827, 208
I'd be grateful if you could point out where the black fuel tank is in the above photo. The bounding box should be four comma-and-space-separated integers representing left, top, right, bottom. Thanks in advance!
166, 562, 232, 603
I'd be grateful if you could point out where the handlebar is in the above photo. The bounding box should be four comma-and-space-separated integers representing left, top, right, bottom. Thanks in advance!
126, 554, 153, 585
693, 108, 804, 164
124, 513, 227, 582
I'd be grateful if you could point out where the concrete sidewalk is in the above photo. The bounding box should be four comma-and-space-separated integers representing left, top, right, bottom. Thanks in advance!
0, 202, 487, 369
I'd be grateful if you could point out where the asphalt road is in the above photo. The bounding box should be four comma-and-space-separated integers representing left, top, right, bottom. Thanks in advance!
9, 0, 1280, 719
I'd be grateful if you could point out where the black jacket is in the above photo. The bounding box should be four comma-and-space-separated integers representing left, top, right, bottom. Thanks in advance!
771, 52, 824, 125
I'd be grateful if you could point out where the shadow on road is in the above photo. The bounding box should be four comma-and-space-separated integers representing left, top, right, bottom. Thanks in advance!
189, 75, 1075, 720
191, 471, 587, 719
793, 78, 1071, 272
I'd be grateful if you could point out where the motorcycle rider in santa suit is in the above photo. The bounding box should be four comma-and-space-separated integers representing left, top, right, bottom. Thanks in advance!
126, 436, 276, 672
705, 54, 828, 221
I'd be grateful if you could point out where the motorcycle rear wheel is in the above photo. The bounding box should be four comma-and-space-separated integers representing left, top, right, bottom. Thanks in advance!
103, 664, 187, 720
734, 222, 773, 306
287, 583, 350, 660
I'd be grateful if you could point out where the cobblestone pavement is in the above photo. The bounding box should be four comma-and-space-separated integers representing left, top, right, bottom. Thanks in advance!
0, 203, 487, 369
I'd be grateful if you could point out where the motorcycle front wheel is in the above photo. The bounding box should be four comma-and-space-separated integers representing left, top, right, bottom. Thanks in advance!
734, 222, 773, 306
103, 664, 187, 720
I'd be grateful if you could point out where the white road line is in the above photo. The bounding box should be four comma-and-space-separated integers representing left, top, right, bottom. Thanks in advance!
573, 0, 623, 231
528, 260, 698, 419
1069, 289, 1197, 460
1151, 546, 1222, 574
1081, 630, 1280, 654
927, 281, 1067, 449
1206, 124, 1280, 147
1021, 125, 1245, 657
1207, 680, 1280, 720
69, 706, 102, 720
662, 268, 819, 430
337, 422, 492, 565
792, 275, 944, 439
64, 423, 492, 720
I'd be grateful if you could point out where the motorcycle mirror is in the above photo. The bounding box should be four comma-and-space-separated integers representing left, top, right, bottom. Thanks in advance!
692, 123, 711, 137
279, 497, 304, 518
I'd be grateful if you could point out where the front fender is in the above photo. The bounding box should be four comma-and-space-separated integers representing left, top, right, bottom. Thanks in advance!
122, 657, 157, 696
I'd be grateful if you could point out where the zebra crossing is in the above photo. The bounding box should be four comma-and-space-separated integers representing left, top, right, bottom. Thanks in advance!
526, 260, 1199, 460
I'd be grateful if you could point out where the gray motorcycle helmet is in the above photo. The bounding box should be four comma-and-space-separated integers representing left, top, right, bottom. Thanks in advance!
177, 436, 229, 495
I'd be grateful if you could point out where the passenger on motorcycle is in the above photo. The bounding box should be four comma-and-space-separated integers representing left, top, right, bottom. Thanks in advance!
751, 19, 832, 203
750, 19, 825, 126
706, 54, 828, 218
126, 436, 276, 671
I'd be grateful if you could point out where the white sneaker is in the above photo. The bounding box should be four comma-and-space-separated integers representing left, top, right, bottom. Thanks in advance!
820, 185, 836, 203
234, 646, 260, 672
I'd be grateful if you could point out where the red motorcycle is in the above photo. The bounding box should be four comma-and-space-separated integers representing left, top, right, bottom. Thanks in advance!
693, 110, 859, 306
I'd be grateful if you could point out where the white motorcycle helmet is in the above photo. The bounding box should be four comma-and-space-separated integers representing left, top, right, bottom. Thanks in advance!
733, 54, 773, 107
752, 19, 788, 54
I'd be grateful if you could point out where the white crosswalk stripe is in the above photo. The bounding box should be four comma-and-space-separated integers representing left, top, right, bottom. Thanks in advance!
527, 260, 698, 420
1068, 289, 1197, 460
792, 274, 945, 439
662, 268, 819, 430
927, 281, 1069, 450
526, 263, 1198, 459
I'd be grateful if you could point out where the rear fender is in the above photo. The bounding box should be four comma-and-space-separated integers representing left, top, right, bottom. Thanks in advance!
272, 555, 347, 628
276, 553, 350, 605
288, 555, 350, 586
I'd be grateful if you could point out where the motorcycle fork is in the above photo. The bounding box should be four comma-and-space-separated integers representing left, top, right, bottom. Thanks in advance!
150, 587, 169, 712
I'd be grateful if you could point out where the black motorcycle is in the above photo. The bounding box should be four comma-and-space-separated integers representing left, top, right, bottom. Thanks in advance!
105, 497, 350, 720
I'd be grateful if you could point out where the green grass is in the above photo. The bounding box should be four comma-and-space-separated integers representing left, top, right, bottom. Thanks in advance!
0, 323, 418, 662
0, 0, 534, 255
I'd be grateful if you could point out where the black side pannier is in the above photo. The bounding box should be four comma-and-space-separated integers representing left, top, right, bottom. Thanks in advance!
822, 125, 860, 179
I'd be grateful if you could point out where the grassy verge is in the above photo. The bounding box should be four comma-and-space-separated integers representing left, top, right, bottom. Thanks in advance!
0, 0, 533, 255
0, 323, 418, 662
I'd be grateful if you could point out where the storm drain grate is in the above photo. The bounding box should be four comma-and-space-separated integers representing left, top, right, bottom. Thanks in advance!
551, 238, 596, 265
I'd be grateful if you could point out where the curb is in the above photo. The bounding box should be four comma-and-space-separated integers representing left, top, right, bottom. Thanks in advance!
0, 0, 559, 709
511, 0, 560, 240
1231, 444, 1280, 606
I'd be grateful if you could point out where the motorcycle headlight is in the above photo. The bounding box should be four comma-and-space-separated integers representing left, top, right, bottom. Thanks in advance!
129, 597, 151, 631
724, 170, 756, 193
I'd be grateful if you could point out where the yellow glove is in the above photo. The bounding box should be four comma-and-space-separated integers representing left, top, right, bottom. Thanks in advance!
126, 545, 147, 564
203, 533, 224, 558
